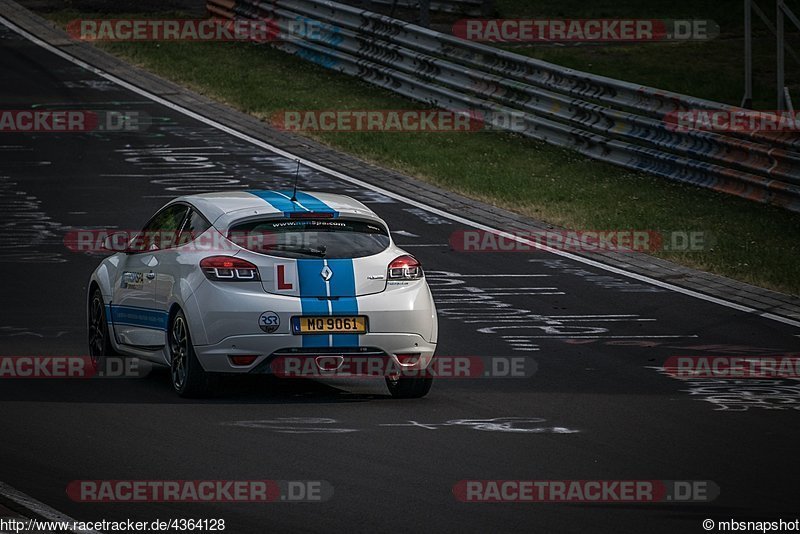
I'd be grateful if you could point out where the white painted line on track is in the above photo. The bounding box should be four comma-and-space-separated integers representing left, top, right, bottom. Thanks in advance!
480, 335, 701, 339
0, 482, 101, 534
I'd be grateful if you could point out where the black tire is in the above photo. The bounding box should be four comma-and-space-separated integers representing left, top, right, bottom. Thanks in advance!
88, 288, 118, 374
169, 309, 215, 398
385, 375, 433, 399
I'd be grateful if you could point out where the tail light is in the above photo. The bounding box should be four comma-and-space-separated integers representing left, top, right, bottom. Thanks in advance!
388, 255, 423, 280
200, 256, 261, 281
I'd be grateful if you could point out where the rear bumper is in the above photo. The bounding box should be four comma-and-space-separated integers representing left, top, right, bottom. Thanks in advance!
193, 332, 436, 373
183, 276, 438, 375
185, 278, 437, 347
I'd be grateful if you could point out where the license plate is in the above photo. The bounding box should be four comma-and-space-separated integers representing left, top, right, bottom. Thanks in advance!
292, 316, 367, 335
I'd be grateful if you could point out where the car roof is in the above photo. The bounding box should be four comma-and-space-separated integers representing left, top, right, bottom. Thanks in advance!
171, 190, 380, 226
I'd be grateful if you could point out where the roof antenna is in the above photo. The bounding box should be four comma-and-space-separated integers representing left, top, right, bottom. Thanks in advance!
290, 159, 300, 202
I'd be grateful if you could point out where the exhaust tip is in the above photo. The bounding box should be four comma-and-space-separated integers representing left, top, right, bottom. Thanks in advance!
315, 355, 345, 371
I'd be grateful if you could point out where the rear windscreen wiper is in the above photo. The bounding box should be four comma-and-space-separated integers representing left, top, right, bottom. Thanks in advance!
266, 244, 327, 257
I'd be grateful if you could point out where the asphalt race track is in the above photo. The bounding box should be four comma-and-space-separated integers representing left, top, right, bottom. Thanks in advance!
1, 16, 800, 534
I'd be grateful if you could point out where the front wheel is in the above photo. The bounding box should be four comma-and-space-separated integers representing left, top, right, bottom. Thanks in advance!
385, 375, 433, 399
169, 309, 215, 398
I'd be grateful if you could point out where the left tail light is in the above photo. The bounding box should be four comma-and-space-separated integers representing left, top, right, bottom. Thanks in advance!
200, 256, 261, 281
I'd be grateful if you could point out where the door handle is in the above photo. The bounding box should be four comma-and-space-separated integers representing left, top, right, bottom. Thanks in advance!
146, 271, 156, 280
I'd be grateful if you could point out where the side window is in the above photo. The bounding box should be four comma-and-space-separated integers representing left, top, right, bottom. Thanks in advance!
129, 204, 190, 252
177, 209, 212, 246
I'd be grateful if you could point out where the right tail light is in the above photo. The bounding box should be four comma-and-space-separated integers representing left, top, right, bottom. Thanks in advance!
388, 255, 423, 280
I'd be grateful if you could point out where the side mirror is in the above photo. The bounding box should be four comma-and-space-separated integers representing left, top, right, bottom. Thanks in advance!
103, 232, 131, 253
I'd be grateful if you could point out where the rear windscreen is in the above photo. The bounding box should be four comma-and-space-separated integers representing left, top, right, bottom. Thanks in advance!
228, 218, 390, 259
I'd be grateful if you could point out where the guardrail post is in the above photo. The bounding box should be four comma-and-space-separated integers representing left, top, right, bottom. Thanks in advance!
743, 0, 753, 108
419, 0, 430, 28
778, 0, 786, 110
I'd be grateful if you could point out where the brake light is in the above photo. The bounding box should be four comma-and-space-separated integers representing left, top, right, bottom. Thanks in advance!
200, 256, 261, 281
286, 212, 335, 218
388, 255, 423, 280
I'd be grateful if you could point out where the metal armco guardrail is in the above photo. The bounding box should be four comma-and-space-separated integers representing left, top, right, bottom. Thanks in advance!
208, 0, 800, 211
346, 0, 489, 17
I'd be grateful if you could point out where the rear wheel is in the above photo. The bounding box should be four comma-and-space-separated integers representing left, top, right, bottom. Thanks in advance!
169, 309, 215, 398
385, 375, 433, 399
88, 289, 118, 373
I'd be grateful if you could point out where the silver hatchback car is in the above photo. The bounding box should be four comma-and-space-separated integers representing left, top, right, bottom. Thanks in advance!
87, 190, 438, 398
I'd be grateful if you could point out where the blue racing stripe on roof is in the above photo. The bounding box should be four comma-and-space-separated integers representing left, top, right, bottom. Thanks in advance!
247, 190, 297, 213
291, 191, 337, 214
247, 190, 339, 217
